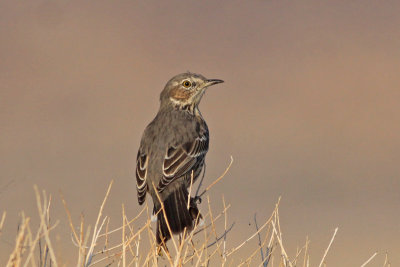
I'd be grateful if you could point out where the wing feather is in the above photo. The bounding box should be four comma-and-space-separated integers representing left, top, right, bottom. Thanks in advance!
158, 134, 209, 192
135, 151, 148, 205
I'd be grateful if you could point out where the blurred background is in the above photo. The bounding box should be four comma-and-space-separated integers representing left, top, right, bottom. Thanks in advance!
1, 0, 399, 265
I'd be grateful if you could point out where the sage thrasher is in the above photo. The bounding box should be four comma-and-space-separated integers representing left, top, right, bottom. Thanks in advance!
135, 72, 224, 246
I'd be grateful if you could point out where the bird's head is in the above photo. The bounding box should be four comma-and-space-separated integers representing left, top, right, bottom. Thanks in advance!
160, 73, 224, 111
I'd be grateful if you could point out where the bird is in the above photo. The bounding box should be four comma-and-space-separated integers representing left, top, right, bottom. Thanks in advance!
135, 72, 224, 247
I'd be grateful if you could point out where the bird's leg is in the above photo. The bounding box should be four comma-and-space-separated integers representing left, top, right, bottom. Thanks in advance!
188, 197, 203, 226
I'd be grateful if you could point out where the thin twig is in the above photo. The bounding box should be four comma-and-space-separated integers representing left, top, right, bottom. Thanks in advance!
33, 186, 58, 267
206, 223, 235, 249
318, 227, 338, 267
193, 204, 231, 236
361, 252, 378, 267
222, 196, 228, 263
242, 225, 270, 267
254, 213, 264, 264
85, 180, 114, 266
188, 170, 194, 209
271, 220, 292, 267
23, 205, 47, 267
198, 156, 233, 198
206, 195, 223, 257
303, 236, 309, 267
0, 211, 6, 233
60, 191, 80, 244
98, 207, 146, 238
122, 204, 126, 267
6, 216, 30, 267
383, 252, 389, 267
227, 198, 280, 257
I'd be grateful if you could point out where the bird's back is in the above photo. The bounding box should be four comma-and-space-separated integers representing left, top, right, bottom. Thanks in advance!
140, 107, 208, 199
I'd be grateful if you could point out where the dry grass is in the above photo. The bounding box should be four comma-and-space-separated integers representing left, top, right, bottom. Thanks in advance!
0, 158, 390, 266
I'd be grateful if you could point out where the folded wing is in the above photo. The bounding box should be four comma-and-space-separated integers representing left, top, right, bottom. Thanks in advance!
158, 134, 209, 192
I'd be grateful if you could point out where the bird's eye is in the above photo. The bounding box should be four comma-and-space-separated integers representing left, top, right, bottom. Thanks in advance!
182, 80, 192, 88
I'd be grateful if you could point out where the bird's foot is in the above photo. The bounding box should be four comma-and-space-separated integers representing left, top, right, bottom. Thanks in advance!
192, 195, 202, 204
157, 242, 169, 256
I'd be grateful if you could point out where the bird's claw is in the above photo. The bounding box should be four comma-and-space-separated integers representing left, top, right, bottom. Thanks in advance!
193, 196, 202, 204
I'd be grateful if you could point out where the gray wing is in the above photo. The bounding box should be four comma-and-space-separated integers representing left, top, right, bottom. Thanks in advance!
135, 149, 148, 205
157, 133, 209, 193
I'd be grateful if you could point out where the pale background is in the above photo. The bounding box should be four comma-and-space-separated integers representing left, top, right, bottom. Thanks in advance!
1, 0, 400, 266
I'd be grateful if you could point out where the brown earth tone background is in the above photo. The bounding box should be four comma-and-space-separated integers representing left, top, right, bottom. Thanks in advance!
1, 0, 400, 266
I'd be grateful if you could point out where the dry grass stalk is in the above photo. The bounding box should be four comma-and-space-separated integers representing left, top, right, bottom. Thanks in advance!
0, 211, 6, 234
1, 157, 391, 267
85, 180, 114, 266
34, 186, 58, 267
318, 227, 338, 267
361, 252, 378, 267
6, 214, 30, 267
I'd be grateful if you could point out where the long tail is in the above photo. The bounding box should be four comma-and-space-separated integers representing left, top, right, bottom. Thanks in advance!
155, 185, 200, 245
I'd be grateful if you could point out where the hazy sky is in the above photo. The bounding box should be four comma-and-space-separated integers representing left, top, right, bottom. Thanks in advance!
1, 0, 400, 265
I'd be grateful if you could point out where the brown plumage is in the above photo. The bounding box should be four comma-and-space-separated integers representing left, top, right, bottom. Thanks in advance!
135, 73, 223, 246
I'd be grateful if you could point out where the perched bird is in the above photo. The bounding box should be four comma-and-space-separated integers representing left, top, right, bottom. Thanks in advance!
135, 72, 224, 246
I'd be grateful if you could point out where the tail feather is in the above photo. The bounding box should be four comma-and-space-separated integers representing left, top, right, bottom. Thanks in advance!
155, 185, 200, 245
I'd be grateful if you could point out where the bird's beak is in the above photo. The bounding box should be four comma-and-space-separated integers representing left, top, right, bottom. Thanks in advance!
204, 79, 224, 87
